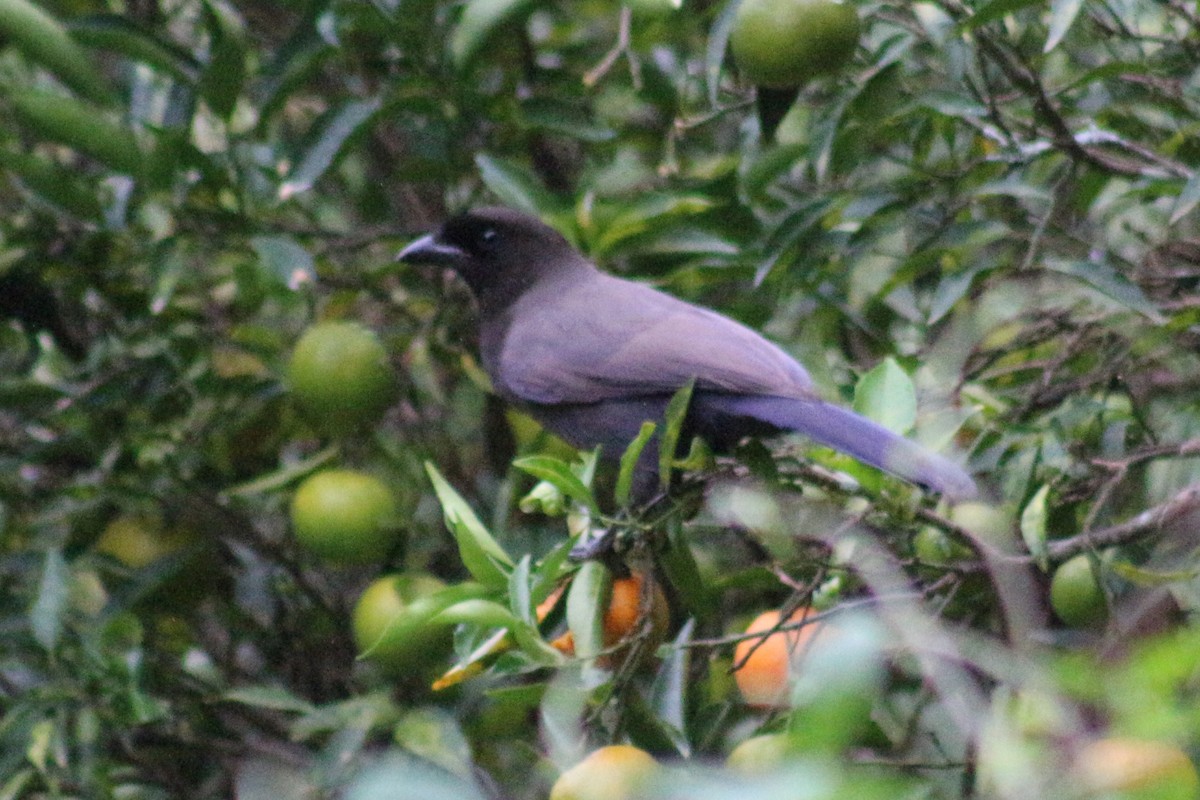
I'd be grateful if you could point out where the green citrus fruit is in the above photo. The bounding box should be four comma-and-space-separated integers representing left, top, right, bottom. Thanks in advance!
287, 321, 396, 436
1050, 554, 1107, 628
730, 0, 860, 89
95, 514, 197, 569
627, 0, 682, 18
549, 745, 658, 800
913, 526, 972, 566
352, 573, 489, 678
94, 512, 221, 608
290, 469, 400, 564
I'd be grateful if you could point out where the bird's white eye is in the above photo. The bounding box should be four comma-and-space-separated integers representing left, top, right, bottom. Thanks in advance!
479, 228, 498, 247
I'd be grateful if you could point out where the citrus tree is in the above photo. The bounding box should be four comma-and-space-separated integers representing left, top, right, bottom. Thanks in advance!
2, 0, 1200, 797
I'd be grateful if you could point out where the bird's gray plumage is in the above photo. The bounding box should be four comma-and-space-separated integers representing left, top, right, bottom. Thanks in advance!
398, 206, 976, 499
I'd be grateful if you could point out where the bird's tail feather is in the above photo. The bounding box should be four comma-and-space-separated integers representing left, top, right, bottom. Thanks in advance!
706, 395, 976, 499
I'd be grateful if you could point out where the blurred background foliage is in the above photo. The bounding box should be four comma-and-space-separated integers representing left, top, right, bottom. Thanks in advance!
2, 0, 1200, 796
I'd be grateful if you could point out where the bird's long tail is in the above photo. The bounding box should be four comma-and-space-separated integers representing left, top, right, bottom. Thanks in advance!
700, 394, 977, 499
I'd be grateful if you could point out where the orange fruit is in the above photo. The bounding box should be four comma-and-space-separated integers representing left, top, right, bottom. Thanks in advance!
289, 469, 400, 564
730, 0, 860, 89
549, 745, 658, 800
287, 321, 396, 437
550, 572, 670, 669
1075, 738, 1199, 799
733, 606, 834, 707
727, 733, 795, 771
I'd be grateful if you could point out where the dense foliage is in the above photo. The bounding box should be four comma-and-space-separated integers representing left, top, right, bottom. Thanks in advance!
2, 0, 1200, 797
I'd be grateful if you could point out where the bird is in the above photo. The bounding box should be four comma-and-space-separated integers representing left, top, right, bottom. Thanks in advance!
398, 206, 976, 501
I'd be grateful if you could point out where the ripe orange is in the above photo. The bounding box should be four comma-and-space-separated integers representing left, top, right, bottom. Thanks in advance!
732, 606, 834, 707
550, 572, 670, 669
549, 745, 658, 800
730, 0, 860, 89
726, 733, 795, 771
287, 321, 396, 437
289, 469, 400, 564
1050, 554, 1107, 628
1075, 738, 1199, 800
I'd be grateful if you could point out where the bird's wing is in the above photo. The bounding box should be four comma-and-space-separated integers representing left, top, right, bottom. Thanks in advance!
493, 272, 815, 405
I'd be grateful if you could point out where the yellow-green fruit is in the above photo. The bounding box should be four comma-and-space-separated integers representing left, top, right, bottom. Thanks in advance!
287, 321, 396, 437
95, 514, 196, 568
1075, 738, 1199, 800
730, 0, 860, 89
290, 469, 399, 564
950, 502, 1016, 547
94, 513, 220, 608
351, 572, 452, 676
627, 0, 682, 18
913, 526, 972, 566
1050, 554, 1107, 628
549, 745, 658, 800
727, 733, 794, 772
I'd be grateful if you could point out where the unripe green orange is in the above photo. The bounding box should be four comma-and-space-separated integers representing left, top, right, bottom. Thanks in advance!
730, 0, 860, 88
290, 469, 400, 564
1050, 554, 1107, 628
287, 321, 396, 437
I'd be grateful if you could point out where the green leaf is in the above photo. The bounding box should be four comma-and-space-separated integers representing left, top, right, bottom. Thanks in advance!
959, 0, 1042, 30
449, 0, 537, 69
519, 97, 615, 143
250, 235, 316, 288
659, 379, 695, 490
648, 618, 693, 742
853, 358, 916, 435
1169, 170, 1200, 226
0, 149, 102, 220
432, 600, 562, 663
1043, 258, 1163, 322
223, 686, 317, 714
1043, 0, 1084, 52
425, 462, 513, 589
6, 88, 145, 177
509, 554, 533, 625
392, 708, 474, 779
616, 421, 656, 509
1020, 484, 1051, 570
565, 560, 610, 660
705, 0, 741, 106
0, 0, 112, 103
279, 97, 382, 200
29, 549, 68, 650
69, 14, 201, 84
149, 242, 186, 315
198, 0, 246, 119
658, 516, 713, 618
592, 195, 714, 256
475, 153, 555, 215
512, 455, 597, 514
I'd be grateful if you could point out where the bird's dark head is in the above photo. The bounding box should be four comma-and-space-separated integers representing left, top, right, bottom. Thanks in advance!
397, 207, 585, 306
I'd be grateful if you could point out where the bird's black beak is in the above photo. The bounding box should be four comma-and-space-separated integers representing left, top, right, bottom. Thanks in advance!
396, 234, 468, 269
